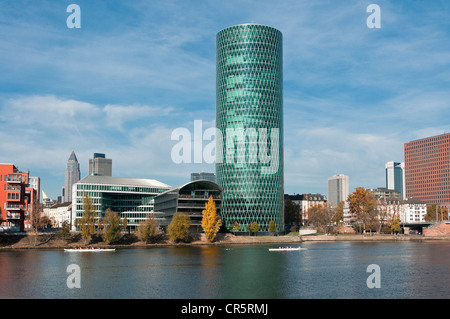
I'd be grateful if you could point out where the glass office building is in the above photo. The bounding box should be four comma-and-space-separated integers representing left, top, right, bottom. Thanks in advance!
216, 24, 284, 232
71, 175, 172, 231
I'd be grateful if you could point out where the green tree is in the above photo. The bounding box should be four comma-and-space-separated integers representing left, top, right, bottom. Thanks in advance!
201, 196, 222, 242
137, 216, 160, 243
79, 191, 96, 245
268, 220, 277, 233
248, 222, 260, 235
102, 209, 122, 244
168, 213, 191, 242
230, 221, 241, 233
58, 220, 71, 241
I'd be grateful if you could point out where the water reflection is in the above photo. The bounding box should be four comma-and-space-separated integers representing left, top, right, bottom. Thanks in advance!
0, 242, 449, 299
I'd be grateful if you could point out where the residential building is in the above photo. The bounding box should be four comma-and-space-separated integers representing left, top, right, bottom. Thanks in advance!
328, 174, 349, 206
63, 151, 81, 203
191, 172, 216, 183
404, 133, 450, 207
154, 180, 223, 232
216, 24, 284, 232
71, 175, 171, 231
370, 187, 402, 201
385, 161, 405, 199
89, 153, 112, 176
43, 202, 72, 228
284, 193, 327, 224
399, 199, 427, 224
0, 164, 37, 232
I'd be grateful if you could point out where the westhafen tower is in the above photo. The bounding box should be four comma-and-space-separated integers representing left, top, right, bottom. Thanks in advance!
216, 24, 284, 232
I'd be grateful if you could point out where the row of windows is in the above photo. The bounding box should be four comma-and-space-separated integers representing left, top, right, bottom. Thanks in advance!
76, 184, 168, 194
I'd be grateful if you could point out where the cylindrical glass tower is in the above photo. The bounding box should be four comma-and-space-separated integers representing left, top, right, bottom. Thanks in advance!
216, 24, 284, 232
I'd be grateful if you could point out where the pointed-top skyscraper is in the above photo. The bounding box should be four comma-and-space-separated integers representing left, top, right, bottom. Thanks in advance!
63, 151, 81, 203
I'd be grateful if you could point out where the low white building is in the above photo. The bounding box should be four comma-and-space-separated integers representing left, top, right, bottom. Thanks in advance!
43, 202, 72, 228
400, 199, 427, 223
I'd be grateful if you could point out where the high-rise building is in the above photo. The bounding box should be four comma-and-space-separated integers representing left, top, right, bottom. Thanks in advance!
328, 174, 349, 206
191, 172, 216, 183
0, 163, 38, 232
216, 24, 284, 232
89, 153, 112, 176
404, 133, 450, 206
385, 161, 405, 199
63, 151, 80, 203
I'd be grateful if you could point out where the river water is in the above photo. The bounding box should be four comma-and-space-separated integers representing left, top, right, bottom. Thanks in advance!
0, 241, 449, 299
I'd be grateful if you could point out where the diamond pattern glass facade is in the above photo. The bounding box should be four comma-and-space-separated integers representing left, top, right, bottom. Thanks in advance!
216, 24, 284, 232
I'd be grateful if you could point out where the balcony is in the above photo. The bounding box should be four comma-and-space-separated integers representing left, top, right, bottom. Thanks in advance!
5, 203, 22, 211
5, 175, 24, 183
6, 213, 21, 219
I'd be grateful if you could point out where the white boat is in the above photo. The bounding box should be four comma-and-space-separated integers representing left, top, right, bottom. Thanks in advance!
268, 247, 306, 251
64, 248, 116, 252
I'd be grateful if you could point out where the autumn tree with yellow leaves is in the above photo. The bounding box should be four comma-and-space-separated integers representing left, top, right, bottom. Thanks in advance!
201, 196, 222, 242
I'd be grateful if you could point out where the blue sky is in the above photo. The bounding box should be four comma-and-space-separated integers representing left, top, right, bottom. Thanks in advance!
1, 0, 449, 200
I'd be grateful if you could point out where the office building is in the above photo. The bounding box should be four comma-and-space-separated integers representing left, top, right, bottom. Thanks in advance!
385, 161, 405, 199
191, 172, 216, 183
216, 24, 284, 232
0, 164, 38, 232
71, 175, 171, 231
89, 153, 112, 176
328, 174, 349, 206
154, 180, 223, 232
404, 133, 450, 206
63, 151, 81, 203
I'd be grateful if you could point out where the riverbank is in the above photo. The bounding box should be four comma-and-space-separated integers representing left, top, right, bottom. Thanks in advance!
1, 231, 450, 250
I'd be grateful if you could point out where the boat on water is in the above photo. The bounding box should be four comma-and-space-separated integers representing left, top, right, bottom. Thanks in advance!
268, 247, 306, 251
64, 248, 116, 252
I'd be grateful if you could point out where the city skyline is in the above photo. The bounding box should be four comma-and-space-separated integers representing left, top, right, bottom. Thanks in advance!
1, 1, 449, 200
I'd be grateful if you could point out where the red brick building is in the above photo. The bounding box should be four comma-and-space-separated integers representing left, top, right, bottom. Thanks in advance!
0, 164, 38, 232
404, 133, 450, 208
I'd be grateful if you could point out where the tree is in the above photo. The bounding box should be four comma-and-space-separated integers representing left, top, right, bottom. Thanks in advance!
137, 216, 160, 243
58, 220, 71, 241
230, 221, 241, 233
122, 217, 129, 233
268, 220, 277, 233
390, 214, 402, 234
30, 201, 44, 246
334, 201, 345, 225
201, 196, 222, 242
168, 213, 190, 242
307, 205, 336, 234
347, 187, 378, 233
247, 222, 260, 235
284, 199, 301, 225
102, 209, 122, 244
425, 204, 449, 222
79, 192, 96, 245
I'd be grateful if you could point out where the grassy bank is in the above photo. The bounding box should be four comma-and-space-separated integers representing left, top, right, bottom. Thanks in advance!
1, 232, 449, 250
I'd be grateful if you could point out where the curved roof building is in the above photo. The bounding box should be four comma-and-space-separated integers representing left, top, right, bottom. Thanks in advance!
154, 180, 223, 232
